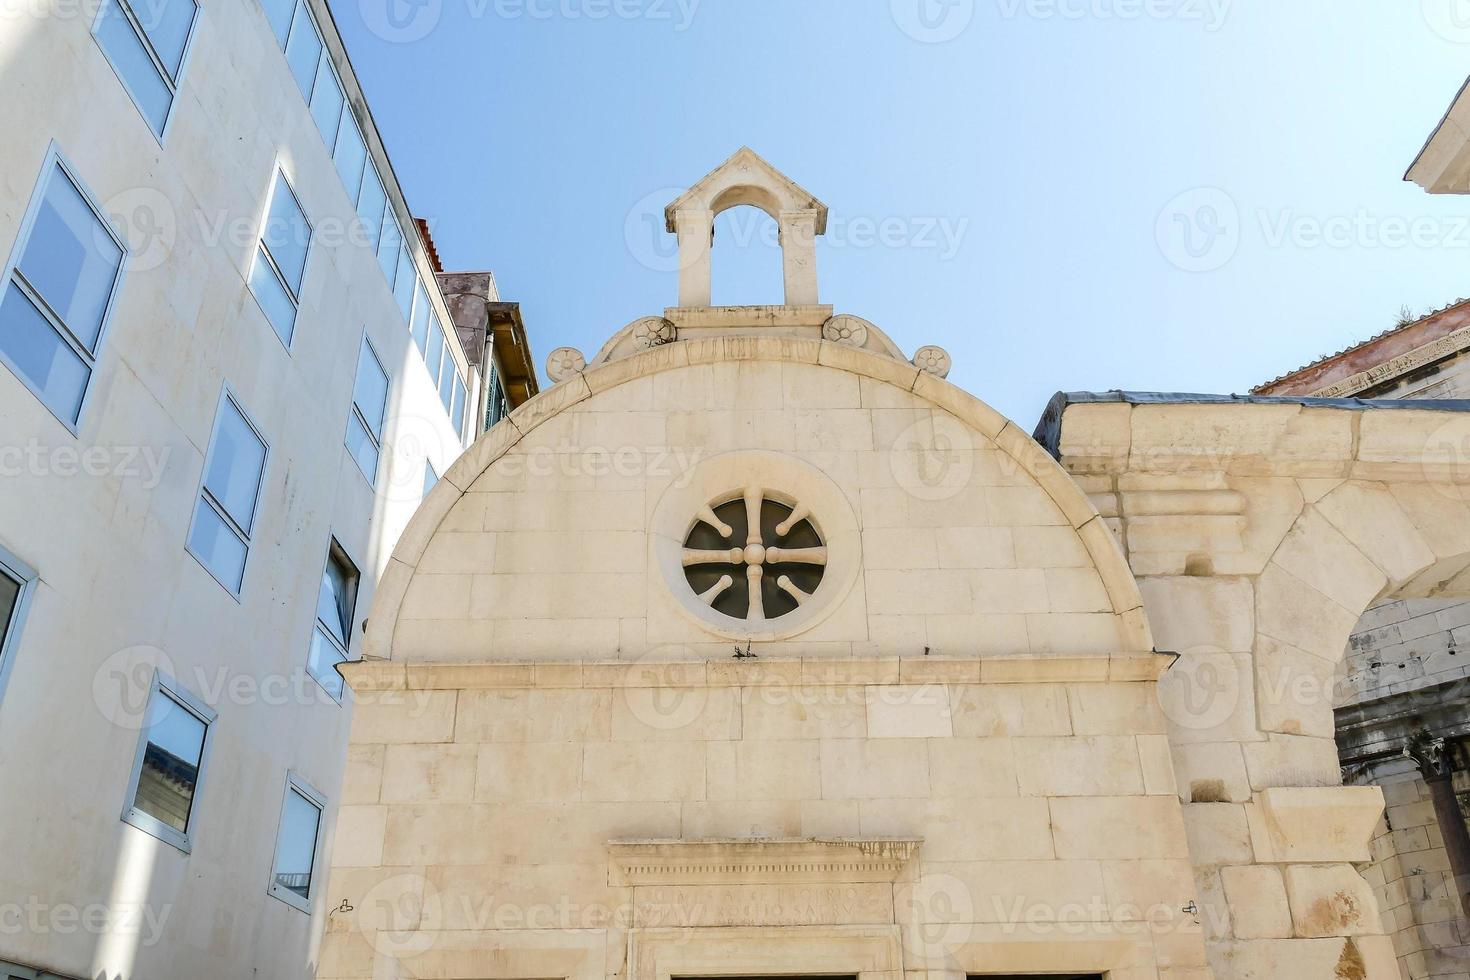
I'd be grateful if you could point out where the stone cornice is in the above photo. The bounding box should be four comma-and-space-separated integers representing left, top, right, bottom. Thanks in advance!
339, 652, 1177, 693
606, 838, 923, 886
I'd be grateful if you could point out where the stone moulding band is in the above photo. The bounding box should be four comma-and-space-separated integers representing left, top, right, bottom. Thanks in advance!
338, 652, 1176, 694
606, 838, 924, 886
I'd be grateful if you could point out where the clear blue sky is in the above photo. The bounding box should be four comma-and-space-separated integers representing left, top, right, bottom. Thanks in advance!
334, 0, 1470, 426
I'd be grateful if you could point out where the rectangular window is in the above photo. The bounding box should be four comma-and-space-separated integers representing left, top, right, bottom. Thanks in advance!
0, 545, 37, 710
122, 673, 215, 852
345, 339, 388, 485
187, 391, 268, 596
333, 115, 368, 202
355, 165, 386, 254
249, 169, 312, 348
305, 540, 358, 701
437, 359, 455, 413
486, 362, 508, 428
392, 246, 415, 321
269, 774, 325, 912
376, 209, 402, 283
409, 283, 430, 356
452, 373, 467, 438
0, 155, 125, 429
422, 460, 438, 497
259, 0, 293, 43
425, 314, 444, 387
93, 0, 198, 137
283, 0, 322, 101
309, 56, 344, 152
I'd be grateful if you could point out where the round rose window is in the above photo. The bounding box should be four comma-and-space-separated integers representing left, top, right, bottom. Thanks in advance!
681, 487, 827, 623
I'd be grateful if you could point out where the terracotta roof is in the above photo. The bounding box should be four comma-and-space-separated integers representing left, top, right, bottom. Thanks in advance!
414, 217, 444, 274
1251, 297, 1470, 396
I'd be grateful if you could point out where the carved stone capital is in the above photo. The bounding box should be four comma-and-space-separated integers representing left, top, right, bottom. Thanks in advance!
1407, 731, 1451, 780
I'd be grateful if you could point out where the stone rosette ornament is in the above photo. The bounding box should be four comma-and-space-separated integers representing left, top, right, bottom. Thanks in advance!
822, 314, 869, 347
545, 346, 586, 383
631, 316, 676, 350
912, 345, 952, 378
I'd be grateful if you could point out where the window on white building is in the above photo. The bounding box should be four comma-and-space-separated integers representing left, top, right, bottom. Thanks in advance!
0, 545, 37, 709
122, 673, 215, 852
0, 156, 125, 429
269, 774, 325, 912
423, 460, 438, 497
187, 391, 268, 596
249, 169, 311, 348
306, 540, 357, 700
346, 339, 388, 484
93, 0, 198, 136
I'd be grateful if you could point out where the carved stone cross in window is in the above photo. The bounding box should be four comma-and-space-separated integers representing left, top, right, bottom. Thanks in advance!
681, 487, 826, 623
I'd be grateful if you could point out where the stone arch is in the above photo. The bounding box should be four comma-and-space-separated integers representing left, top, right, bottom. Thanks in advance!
663, 148, 829, 307
365, 336, 1155, 661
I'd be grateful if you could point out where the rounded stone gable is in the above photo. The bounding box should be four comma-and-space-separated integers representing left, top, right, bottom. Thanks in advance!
366, 337, 1152, 662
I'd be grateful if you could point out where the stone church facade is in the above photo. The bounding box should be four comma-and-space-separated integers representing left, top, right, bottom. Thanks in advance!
316, 150, 1470, 980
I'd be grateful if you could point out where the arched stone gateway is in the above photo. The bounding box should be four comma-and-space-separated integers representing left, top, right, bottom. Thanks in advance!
322, 154, 1468, 980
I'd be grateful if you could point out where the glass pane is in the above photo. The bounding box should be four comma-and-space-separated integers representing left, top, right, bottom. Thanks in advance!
133, 0, 196, 79
133, 691, 206, 833
438, 359, 454, 412
94, 0, 173, 134
188, 498, 248, 591
409, 283, 429, 355
316, 554, 354, 643
0, 569, 21, 653
306, 627, 346, 699
452, 375, 466, 436
333, 116, 367, 201
261, 174, 310, 294
283, 1, 321, 101
0, 284, 91, 424
204, 398, 266, 531
352, 342, 388, 438
346, 412, 378, 483
425, 315, 443, 386
422, 461, 437, 497
355, 166, 385, 252
376, 210, 401, 282
392, 247, 414, 321
273, 788, 321, 898
249, 248, 296, 347
260, 0, 293, 44
19, 166, 123, 351
309, 58, 344, 152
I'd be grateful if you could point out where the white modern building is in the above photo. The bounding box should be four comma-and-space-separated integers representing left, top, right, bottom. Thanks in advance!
0, 0, 534, 975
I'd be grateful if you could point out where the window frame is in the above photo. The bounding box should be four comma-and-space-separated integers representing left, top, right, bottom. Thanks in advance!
0, 543, 38, 714
267, 771, 327, 913
247, 165, 313, 352
89, 0, 201, 143
0, 145, 129, 435
119, 671, 217, 854
304, 535, 359, 703
185, 386, 271, 600
345, 334, 389, 487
